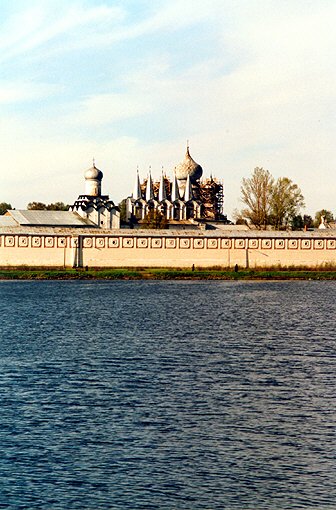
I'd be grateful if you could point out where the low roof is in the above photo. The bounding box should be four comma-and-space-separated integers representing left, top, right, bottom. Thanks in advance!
0, 215, 18, 227
0, 225, 335, 238
6, 210, 97, 227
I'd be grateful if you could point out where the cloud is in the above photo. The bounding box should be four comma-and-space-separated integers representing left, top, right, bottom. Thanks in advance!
71, 92, 153, 126
0, 1, 124, 64
0, 81, 59, 104
0, 0, 335, 218
0, 0, 219, 64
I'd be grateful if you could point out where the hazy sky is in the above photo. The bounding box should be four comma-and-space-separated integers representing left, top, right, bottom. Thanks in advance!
1, 0, 335, 217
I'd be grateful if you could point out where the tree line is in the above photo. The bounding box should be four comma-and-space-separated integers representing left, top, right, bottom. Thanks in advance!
0, 202, 69, 215
235, 167, 334, 230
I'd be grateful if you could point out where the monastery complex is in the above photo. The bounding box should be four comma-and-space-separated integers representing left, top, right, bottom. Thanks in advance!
126, 146, 224, 224
0, 147, 335, 269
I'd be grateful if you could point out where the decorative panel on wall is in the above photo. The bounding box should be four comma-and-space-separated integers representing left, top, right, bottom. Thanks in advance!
221, 239, 231, 249
108, 237, 119, 248
32, 236, 41, 248
122, 238, 134, 248
18, 236, 28, 247
151, 238, 162, 249
235, 239, 245, 249
83, 237, 93, 248
261, 239, 272, 249
95, 237, 105, 248
275, 239, 285, 249
137, 238, 148, 248
45, 236, 54, 248
314, 239, 324, 250
5, 236, 15, 247
327, 239, 336, 249
193, 238, 204, 249
248, 239, 259, 249
57, 237, 66, 248
301, 239, 311, 250
288, 239, 298, 249
165, 238, 176, 249
179, 238, 190, 249
207, 239, 218, 249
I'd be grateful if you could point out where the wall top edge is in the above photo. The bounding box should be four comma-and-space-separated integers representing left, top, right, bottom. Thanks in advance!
0, 227, 335, 239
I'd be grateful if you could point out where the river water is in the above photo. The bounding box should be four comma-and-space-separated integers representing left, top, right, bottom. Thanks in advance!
0, 280, 335, 509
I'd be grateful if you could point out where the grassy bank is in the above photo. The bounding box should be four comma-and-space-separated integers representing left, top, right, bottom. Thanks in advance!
0, 267, 336, 280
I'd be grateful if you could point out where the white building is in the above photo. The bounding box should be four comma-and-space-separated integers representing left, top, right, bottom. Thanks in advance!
69, 162, 120, 228
1, 162, 120, 230
125, 146, 224, 226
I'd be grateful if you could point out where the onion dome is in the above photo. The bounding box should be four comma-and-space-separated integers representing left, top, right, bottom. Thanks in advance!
174, 146, 203, 183
84, 164, 103, 181
84, 160, 103, 197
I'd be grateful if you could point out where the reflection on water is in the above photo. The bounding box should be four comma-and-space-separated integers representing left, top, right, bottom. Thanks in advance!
0, 280, 335, 509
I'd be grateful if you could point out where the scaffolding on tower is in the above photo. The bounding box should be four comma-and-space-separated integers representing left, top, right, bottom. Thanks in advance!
199, 178, 224, 220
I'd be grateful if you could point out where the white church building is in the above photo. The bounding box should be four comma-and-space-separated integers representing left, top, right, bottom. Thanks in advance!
2, 162, 120, 229
69, 161, 120, 228
125, 146, 224, 226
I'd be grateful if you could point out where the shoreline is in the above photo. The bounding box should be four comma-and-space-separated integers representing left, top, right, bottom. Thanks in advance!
0, 267, 336, 281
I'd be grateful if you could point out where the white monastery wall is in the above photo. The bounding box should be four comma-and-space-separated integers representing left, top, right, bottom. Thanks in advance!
0, 230, 336, 268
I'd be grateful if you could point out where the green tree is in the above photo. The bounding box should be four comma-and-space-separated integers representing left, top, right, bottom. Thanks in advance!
27, 201, 69, 211
46, 202, 69, 211
290, 214, 313, 231
232, 208, 248, 226
240, 167, 274, 229
142, 210, 168, 229
303, 215, 314, 229
27, 202, 47, 210
269, 177, 304, 229
314, 209, 334, 228
118, 199, 127, 223
291, 214, 303, 230
240, 168, 305, 230
0, 202, 12, 215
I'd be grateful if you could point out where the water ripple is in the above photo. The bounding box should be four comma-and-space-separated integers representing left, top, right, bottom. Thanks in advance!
0, 280, 335, 509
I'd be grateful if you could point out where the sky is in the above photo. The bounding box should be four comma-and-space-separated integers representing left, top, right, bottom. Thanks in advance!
0, 0, 335, 218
